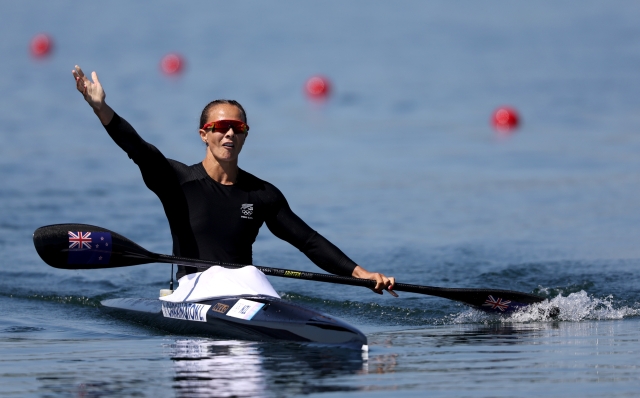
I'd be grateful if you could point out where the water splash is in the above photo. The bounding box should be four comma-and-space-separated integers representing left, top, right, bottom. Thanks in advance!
450, 290, 640, 324
512, 290, 639, 322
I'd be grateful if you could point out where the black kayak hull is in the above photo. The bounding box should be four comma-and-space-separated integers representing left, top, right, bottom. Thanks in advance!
101, 295, 367, 350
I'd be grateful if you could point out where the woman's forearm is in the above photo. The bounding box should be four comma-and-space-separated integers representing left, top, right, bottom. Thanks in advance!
93, 102, 115, 125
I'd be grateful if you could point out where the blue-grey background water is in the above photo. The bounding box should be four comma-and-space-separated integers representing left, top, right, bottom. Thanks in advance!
2, 1, 640, 396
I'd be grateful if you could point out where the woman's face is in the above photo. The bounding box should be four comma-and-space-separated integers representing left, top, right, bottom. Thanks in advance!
199, 104, 248, 164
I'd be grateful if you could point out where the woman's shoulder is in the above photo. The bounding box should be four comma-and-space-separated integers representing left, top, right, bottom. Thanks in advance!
167, 159, 208, 183
238, 169, 284, 198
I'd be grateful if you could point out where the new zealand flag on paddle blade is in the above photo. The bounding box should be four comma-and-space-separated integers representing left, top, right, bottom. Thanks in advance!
67, 231, 112, 265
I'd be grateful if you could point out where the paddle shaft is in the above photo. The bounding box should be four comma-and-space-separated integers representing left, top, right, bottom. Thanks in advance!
153, 253, 544, 305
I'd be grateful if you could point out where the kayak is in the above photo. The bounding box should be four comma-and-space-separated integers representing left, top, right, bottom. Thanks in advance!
100, 294, 367, 350
101, 266, 367, 349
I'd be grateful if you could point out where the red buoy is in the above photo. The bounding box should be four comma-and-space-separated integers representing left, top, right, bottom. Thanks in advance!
30, 33, 53, 58
160, 53, 184, 75
305, 76, 331, 100
491, 107, 519, 133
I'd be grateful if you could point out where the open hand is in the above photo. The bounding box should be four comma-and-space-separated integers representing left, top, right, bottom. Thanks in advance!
72, 65, 105, 111
352, 266, 398, 297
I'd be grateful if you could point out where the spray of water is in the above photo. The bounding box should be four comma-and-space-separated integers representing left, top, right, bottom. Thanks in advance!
450, 290, 640, 324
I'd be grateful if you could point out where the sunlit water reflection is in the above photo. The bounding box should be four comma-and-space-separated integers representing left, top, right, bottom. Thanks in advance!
2, 302, 638, 397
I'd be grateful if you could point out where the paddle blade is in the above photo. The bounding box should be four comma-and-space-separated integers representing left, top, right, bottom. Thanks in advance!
33, 224, 156, 269
394, 284, 546, 313
444, 288, 543, 313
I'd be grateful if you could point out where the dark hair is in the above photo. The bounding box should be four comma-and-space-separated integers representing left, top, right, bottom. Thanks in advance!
199, 99, 248, 129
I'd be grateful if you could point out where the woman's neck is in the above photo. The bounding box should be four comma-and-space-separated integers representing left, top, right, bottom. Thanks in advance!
202, 156, 239, 185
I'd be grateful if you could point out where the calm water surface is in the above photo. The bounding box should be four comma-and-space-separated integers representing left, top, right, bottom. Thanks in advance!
1, 1, 640, 397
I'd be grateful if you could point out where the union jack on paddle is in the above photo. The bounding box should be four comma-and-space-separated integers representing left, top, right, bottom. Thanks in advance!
482, 295, 511, 311
68, 231, 92, 250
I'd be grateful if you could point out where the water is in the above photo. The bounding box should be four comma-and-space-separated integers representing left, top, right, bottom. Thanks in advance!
2, 1, 640, 396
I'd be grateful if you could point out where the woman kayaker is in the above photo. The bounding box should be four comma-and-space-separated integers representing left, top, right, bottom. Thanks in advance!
72, 65, 396, 296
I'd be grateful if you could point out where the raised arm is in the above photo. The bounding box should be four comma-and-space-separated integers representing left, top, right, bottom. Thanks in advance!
71, 65, 176, 195
72, 65, 114, 125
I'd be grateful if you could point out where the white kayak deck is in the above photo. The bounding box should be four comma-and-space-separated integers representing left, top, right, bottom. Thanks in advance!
160, 265, 280, 303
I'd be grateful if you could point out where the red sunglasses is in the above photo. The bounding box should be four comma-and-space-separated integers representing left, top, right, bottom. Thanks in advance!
202, 120, 249, 134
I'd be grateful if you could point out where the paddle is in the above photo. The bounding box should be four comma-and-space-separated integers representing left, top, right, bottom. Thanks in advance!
33, 223, 549, 314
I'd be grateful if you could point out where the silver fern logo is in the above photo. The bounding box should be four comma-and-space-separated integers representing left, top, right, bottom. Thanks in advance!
241, 203, 253, 219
